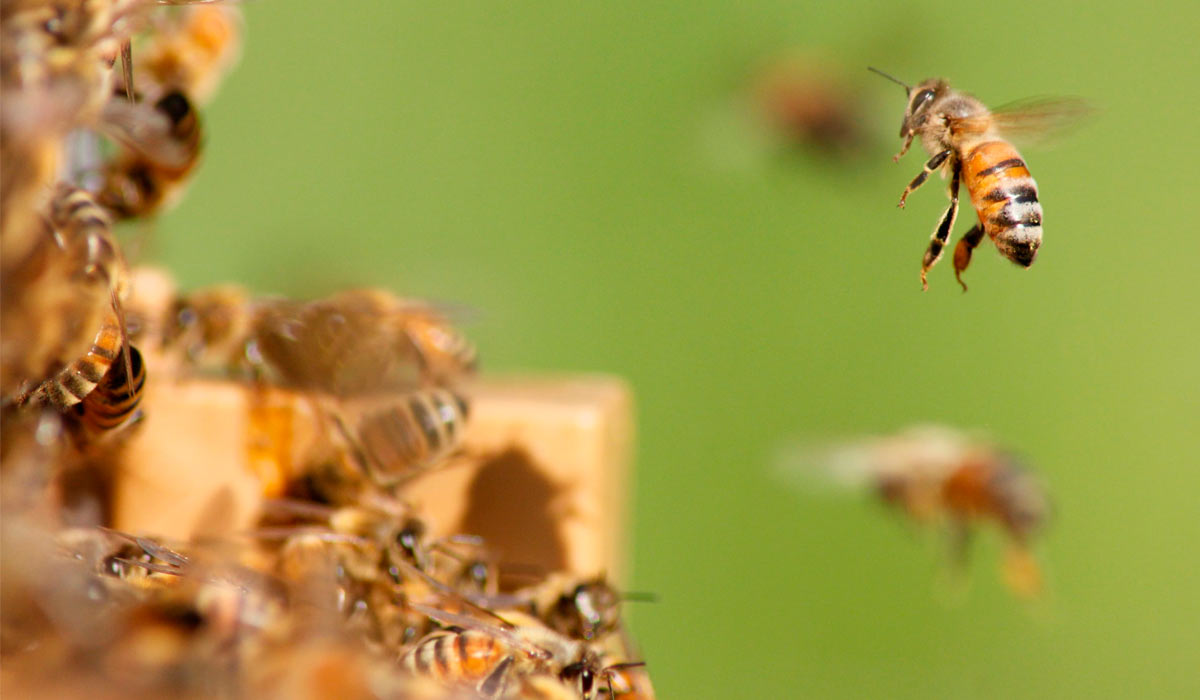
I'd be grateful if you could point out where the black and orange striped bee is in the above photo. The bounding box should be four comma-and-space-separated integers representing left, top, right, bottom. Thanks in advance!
14, 186, 140, 430
870, 68, 1090, 290
403, 605, 644, 700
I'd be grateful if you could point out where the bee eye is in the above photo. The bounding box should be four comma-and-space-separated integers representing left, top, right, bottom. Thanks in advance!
912, 89, 935, 110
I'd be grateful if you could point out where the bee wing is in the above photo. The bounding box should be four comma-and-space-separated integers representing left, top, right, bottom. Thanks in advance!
769, 437, 882, 495
961, 95, 1095, 148
252, 294, 420, 397
409, 603, 554, 661
99, 99, 195, 169
772, 425, 981, 494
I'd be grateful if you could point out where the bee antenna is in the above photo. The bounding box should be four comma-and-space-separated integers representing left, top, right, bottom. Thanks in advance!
867, 67, 911, 92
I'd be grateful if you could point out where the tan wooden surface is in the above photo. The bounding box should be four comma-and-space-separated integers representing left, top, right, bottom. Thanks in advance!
112, 371, 634, 582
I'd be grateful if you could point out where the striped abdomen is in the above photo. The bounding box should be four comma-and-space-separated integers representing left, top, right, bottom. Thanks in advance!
50, 184, 126, 289
348, 389, 469, 485
99, 89, 202, 219
76, 344, 146, 434
26, 312, 124, 409
402, 629, 513, 692
962, 140, 1042, 267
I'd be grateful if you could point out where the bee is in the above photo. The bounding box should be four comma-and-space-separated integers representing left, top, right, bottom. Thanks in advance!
57, 526, 190, 580
781, 425, 1050, 596
543, 577, 623, 643
403, 605, 644, 700
330, 389, 470, 488
158, 287, 476, 490
96, 85, 203, 219
870, 68, 1089, 290
752, 55, 868, 158
163, 287, 476, 392
94, 4, 242, 220
13, 185, 136, 415
72, 342, 146, 440
135, 4, 242, 105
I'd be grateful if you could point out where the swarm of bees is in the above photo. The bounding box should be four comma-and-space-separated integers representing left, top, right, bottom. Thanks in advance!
870, 68, 1090, 290
0, 3, 651, 698
777, 425, 1050, 597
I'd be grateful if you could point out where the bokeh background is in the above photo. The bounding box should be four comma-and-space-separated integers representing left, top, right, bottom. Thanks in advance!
149, 1, 1200, 696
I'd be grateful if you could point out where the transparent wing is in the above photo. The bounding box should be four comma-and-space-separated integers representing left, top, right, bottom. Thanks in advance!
251, 291, 420, 397
988, 95, 1095, 147
771, 425, 978, 495
769, 437, 882, 495
99, 99, 196, 168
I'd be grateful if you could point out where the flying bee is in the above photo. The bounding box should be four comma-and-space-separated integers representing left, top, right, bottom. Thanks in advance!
403, 605, 645, 700
777, 425, 1051, 596
870, 68, 1090, 290
157, 287, 476, 491
248, 289, 478, 394
751, 54, 869, 158
162, 287, 477, 392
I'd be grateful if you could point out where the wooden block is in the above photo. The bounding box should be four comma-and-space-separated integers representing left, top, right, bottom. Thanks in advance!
111, 372, 635, 582
402, 375, 634, 584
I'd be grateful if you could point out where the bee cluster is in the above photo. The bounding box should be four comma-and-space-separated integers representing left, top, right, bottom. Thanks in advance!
1, 3, 650, 698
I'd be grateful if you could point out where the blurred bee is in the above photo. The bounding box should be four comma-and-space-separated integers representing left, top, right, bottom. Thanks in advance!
158, 287, 476, 490
543, 577, 623, 643
163, 287, 477, 392
96, 86, 203, 219
134, 4, 242, 105
263, 499, 489, 647
330, 389, 470, 488
752, 55, 869, 158
777, 425, 1050, 596
94, 4, 242, 219
403, 605, 644, 700
262, 497, 484, 584
57, 525, 189, 580
870, 68, 1089, 290
12, 185, 137, 420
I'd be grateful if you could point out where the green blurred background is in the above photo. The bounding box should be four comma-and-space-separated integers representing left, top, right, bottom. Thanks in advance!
151, 1, 1200, 696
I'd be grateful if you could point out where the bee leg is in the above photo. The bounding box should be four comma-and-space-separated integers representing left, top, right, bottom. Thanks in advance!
898, 148, 951, 208
953, 224, 986, 292
919, 160, 960, 290
892, 132, 915, 162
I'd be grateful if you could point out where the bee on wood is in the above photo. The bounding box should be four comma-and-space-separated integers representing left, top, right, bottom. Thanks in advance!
870, 68, 1089, 290
403, 605, 644, 700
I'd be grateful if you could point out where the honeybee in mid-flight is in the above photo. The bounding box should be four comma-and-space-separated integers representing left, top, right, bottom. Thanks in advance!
870, 68, 1090, 290
778, 425, 1051, 597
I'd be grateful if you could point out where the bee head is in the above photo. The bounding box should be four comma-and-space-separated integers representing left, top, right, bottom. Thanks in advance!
899, 78, 950, 138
